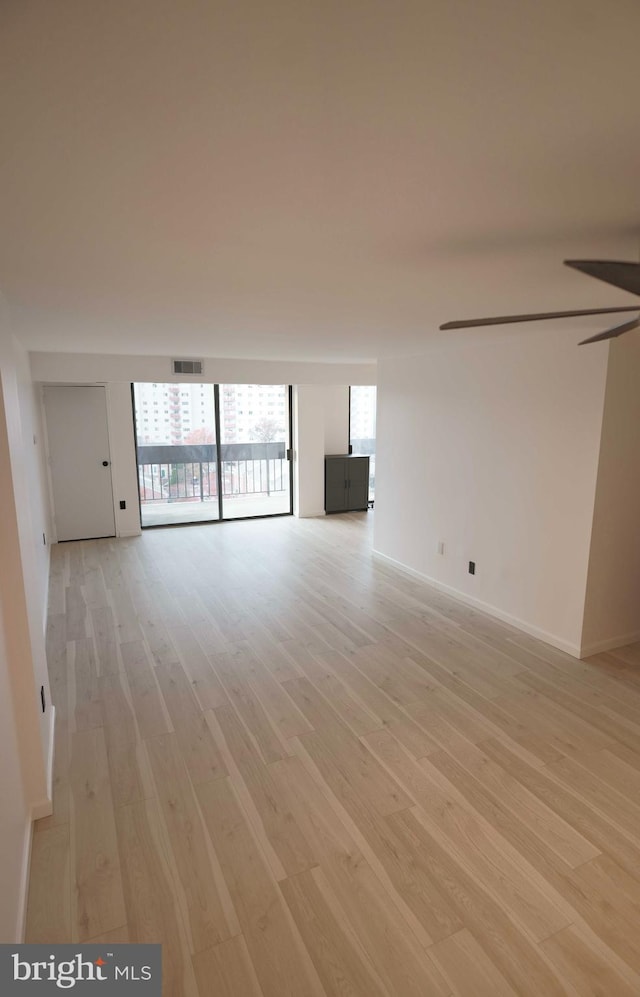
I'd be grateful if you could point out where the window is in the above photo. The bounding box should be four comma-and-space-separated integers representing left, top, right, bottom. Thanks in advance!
349, 385, 377, 502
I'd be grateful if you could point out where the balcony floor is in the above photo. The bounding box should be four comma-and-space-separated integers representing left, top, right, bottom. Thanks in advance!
141, 492, 291, 526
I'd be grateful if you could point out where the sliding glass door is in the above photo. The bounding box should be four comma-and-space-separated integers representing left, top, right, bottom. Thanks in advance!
133, 382, 292, 526
219, 384, 292, 519
133, 382, 219, 527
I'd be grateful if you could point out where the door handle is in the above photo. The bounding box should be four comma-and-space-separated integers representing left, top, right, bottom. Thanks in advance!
102, 460, 110, 467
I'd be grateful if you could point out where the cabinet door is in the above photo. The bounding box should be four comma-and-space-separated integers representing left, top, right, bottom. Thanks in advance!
325, 458, 347, 512
347, 457, 369, 510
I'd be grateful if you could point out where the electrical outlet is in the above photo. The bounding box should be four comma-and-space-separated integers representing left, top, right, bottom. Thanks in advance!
468, 561, 476, 575
119, 500, 126, 510
437, 541, 445, 555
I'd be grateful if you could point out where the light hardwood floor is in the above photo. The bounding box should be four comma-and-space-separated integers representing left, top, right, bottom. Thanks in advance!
25, 511, 640, 996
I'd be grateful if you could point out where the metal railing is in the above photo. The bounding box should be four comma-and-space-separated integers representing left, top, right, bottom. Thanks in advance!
350, 437, 376, 500
136, 443, 288, 504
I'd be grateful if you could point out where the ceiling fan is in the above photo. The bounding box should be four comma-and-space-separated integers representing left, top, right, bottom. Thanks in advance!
440, 260, 640, 345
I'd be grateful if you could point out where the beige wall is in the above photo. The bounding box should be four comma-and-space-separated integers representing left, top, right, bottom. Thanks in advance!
581, 334, 640, 654
374, 330, 609, 655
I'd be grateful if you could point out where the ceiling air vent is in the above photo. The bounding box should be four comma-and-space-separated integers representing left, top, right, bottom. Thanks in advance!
172, 358, 203, 376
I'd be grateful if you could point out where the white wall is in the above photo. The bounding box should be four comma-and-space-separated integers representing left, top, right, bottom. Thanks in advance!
15, 355, 52, 626
581, 333, 640, 655
0, 328, 53, 790
292, 385, 351, 517
30, 351, 376, 386
0, 311, 53, 940
290, 384, 346, 517
323, 385, 350, 455
0, 598, 29, 942
293, 385, 326, 517
374, 331, 609, 655
105, 383, 142, 536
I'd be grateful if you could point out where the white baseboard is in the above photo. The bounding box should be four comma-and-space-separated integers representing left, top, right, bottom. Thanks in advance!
31, 797, 54, 821
580, 630, 640, 658
42, 541, 51, 632
41, 703, 56, 813
372, 549, 582, 659
17, 816, 34, 942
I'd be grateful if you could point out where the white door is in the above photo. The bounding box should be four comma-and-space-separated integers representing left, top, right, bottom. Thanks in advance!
44, 385, 116, 541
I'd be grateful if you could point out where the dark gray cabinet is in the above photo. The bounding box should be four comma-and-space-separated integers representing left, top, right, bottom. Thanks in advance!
325, 455, 370, 513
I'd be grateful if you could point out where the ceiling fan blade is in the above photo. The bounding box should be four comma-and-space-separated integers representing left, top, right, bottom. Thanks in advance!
439, 306, 639, 331
564, 260, 640, 297
578, 315, 640, 346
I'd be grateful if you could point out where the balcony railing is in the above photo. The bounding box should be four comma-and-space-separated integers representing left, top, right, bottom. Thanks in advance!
351, 437, 376, 500
137, 442, 288, 504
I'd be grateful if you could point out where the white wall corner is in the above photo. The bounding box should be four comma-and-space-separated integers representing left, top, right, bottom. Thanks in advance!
580, 335, 640, 655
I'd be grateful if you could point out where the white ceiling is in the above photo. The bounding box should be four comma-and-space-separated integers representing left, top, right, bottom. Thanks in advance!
1, 0, 640, 362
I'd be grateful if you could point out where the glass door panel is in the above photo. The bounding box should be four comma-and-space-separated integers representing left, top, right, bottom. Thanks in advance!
349, 385, 377, 502
133, 382, 220, 527
218, 384, 292, 519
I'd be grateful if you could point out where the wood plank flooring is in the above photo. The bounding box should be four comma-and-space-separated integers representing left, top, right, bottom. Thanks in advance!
25, 512, 640, 996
